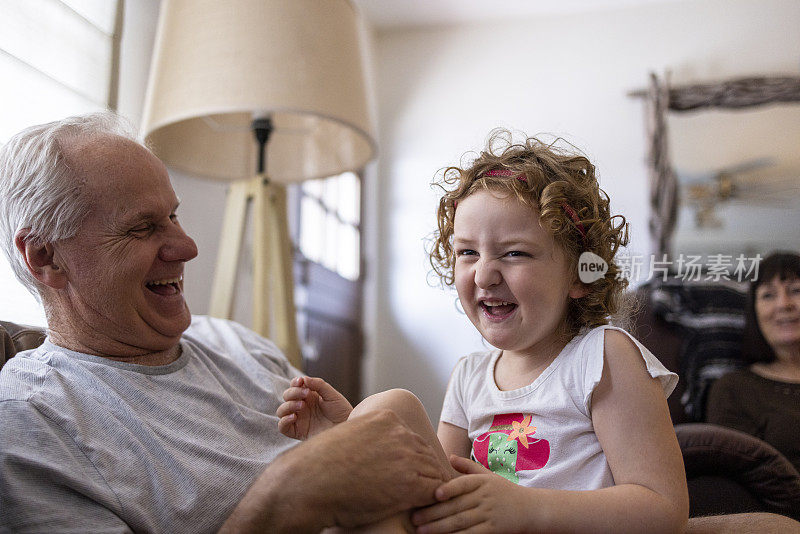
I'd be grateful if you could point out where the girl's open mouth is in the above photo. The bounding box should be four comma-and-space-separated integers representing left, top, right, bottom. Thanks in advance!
480, 300, 517, 317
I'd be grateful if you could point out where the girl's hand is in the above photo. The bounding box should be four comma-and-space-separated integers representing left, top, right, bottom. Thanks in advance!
276, 376, 353, 440
411, 455, 535, 533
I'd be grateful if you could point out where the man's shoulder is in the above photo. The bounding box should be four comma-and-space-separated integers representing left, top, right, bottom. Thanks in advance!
182, 315, 294, 376
183, 315, 280, 354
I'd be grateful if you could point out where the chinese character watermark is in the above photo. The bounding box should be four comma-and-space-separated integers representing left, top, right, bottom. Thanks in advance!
600, 253, 763, 284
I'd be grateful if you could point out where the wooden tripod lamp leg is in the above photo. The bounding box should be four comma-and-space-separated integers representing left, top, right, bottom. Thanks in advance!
208, 176, 303, 372
251, 176, 272, 338
262, 181, 302, 370
209, 180, 251, 319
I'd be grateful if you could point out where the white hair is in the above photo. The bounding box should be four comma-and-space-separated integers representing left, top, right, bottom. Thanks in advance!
0, 111, 137, 298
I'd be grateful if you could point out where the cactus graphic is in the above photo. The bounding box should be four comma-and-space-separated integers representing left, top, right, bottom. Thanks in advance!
472, 413, 550, 483
487, 433, 519, 483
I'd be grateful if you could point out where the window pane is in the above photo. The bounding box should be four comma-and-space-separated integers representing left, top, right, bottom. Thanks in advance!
302, 177, 323, 198
61, 0, 118, 33
322, 175, 339, 212
338, 172, 360, 225
297, 172, 361, 280
0, 0, 113, 105
338, 223, 360, 281
0, 54, 99, 143
300, 196, 324, 264
323, 212, 338, 272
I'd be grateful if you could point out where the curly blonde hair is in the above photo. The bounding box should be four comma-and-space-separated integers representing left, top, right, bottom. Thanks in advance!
429, 130, 629, 336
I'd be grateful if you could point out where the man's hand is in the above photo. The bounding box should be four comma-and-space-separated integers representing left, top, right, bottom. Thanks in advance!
411, 455, 536, 533
221, 409, 451, 532
277, 376, 353, 440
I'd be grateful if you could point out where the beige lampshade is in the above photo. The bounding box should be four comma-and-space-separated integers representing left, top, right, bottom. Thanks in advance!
141, 0, 375, 183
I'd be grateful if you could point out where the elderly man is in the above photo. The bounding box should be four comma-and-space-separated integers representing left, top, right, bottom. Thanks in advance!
0, 113, 448, 533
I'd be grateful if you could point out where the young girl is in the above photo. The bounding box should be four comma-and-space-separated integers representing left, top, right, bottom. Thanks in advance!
278, 131, 689, 533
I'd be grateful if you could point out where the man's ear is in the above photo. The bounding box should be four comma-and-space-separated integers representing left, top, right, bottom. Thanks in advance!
14, 230, 67, 289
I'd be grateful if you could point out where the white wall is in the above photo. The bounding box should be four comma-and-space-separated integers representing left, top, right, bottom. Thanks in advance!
364, 0, 800, 420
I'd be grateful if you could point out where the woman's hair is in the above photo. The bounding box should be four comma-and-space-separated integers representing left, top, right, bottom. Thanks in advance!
0, 111, 136, 297
429, 129, 629, 336
742, 251, 800, 364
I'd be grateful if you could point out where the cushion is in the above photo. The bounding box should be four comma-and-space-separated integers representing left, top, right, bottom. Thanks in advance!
676, 423, 800, 520
0, 320, 47, 370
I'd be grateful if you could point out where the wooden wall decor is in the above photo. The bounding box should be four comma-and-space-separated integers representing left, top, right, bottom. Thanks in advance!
631, 74, 800, 257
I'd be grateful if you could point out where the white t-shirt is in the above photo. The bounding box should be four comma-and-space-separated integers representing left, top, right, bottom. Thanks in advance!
440, 325, 677, 490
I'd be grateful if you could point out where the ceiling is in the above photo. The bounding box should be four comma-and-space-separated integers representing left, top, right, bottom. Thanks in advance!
351, 0, 689, 29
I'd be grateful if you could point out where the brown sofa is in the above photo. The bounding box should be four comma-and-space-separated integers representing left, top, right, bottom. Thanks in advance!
1, 320, 45, 367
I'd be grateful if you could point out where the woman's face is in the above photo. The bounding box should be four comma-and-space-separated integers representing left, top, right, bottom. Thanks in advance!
755, 275, 800, 355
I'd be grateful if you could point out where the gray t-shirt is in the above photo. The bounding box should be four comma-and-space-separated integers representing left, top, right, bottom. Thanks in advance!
0, 316, 300, 533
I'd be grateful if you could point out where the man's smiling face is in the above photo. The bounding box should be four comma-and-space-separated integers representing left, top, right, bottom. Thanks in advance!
51, 134, 198, 358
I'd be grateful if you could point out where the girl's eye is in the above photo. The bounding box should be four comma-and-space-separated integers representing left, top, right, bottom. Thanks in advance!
457, 249, 477, 257
506, 251, 528, 258
758, 291, 774, 300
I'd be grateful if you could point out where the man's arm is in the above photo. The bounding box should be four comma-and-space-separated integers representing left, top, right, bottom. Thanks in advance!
220, 409, 451, 532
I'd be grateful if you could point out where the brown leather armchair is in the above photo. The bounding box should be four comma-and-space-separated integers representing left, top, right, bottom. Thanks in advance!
1, 320, 46, 369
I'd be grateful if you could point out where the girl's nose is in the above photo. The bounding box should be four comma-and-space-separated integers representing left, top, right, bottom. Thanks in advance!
474, 258, 501, 289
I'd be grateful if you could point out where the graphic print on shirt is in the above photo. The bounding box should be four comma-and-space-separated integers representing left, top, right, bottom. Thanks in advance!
472, 413, 550, 483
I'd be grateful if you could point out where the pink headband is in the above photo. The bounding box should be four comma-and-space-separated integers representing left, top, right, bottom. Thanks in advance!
478, 169, 589, 247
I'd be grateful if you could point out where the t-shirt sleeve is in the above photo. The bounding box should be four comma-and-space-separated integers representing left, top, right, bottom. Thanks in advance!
439, 357, 469, 430
582, 326, 679, 413
0, 400, 131, 533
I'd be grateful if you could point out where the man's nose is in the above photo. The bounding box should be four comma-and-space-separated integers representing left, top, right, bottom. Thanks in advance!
474, 258, 501, 289
160, 224, 198, 263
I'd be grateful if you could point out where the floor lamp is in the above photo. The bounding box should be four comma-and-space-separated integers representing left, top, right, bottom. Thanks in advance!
140, 0, 376, 370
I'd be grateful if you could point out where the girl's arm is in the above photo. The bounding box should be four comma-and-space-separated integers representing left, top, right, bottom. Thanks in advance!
414, 330, 689, 533
576, 328, 689, 531
437, 421, 472, 459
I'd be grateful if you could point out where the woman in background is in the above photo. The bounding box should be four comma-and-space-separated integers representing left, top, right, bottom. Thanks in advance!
706, 252, 800, 473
